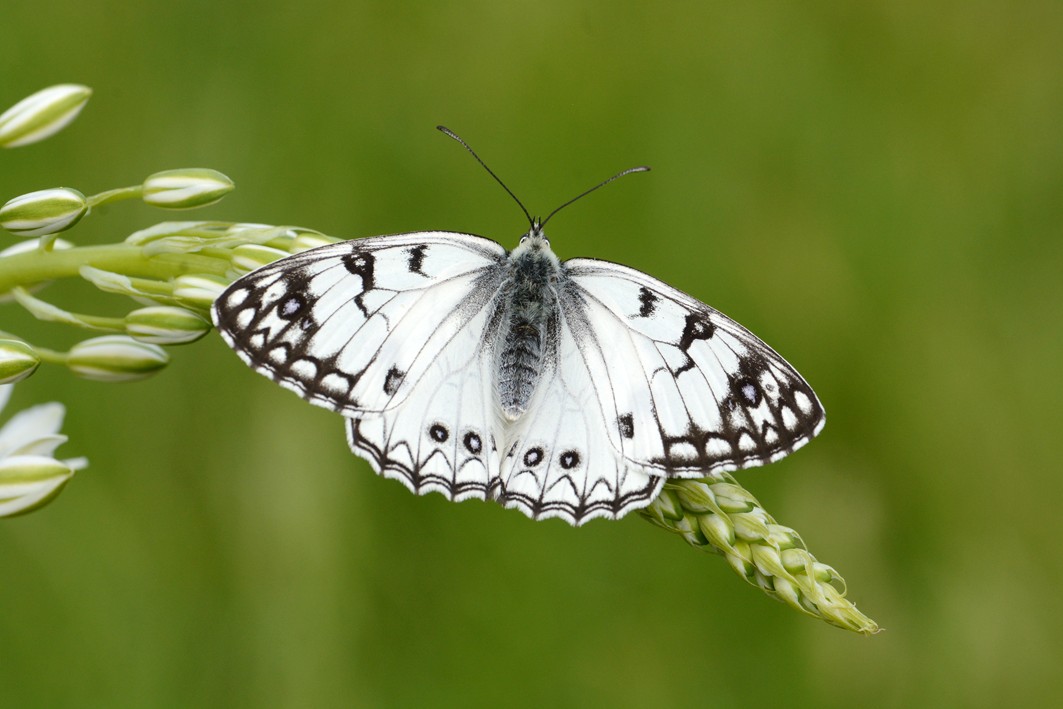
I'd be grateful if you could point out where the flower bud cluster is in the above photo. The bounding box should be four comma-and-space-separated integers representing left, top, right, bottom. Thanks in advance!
2, 220, 338, 389
0, 85, 339, 519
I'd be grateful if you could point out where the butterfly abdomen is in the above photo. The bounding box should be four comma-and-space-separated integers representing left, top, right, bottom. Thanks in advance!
495, 235, 561, 421
496, 315, 545, 420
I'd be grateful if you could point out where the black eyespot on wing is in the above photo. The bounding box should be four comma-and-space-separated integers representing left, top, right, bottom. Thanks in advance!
559, 450, 580, 469
276, 294, 306, 320
429, 424, 449, 443
343, 252, 374, 281
734, 377, 761, 406
618, 413, 635, 439
463, 431, 482, 455
523, 447, 544, 467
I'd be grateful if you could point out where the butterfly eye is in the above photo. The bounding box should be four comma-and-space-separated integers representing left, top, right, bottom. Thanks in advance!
519, 236, 529, 244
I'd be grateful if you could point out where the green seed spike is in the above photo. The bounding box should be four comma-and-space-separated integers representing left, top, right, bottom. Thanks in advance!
640, 476, 880, 635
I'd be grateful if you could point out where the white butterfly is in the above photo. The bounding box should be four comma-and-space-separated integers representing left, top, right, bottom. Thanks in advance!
212, 130, 825, 525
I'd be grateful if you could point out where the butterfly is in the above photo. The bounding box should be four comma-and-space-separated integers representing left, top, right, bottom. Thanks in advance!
212, 128, 825, 526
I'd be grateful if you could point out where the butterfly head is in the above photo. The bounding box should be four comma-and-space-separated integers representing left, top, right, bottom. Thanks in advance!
519, 217, 549, 246
511, 217, 560, 266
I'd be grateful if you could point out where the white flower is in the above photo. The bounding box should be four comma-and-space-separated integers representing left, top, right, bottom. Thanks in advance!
0, 385, 87, 517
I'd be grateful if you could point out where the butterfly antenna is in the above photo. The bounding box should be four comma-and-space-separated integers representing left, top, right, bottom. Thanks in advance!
541, 165, 650, 227
437, 125, 534, 228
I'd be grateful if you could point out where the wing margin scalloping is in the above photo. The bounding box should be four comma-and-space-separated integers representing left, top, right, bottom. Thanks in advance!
562, 257, 825, 476
212, 231, 508, 416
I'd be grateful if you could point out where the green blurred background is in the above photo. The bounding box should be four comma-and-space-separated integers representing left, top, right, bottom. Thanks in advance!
3, 1, 1062, 706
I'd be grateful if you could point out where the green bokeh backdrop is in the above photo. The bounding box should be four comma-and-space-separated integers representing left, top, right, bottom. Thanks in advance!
3, 1, 1062, 706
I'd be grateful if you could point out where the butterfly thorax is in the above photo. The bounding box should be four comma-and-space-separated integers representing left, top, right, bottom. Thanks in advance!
495, 228, 561, 421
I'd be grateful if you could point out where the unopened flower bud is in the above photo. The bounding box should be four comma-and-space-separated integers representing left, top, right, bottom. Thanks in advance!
0, 84, 92, 149
0, 455, 77, 517
290, 232, 336, 252
141, 168, 233, 209
67, 335, 169, 382
173, 274, 229, 310
0, 188, 87, 237
0, 340, 40, 384
230, 244, 289, 273
125, 306, 211, 345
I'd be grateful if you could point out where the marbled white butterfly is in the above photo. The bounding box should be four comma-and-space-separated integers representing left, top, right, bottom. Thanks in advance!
212, 128, 825, 525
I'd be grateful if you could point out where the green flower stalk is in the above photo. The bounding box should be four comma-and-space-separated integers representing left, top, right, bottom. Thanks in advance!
0, 84, 91, 149
0, 221, 336, 351
640, 476, 880, 635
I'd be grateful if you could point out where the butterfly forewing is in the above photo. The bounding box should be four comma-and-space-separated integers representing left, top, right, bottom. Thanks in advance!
213, 232, 507, 415
563, 258, 825, 474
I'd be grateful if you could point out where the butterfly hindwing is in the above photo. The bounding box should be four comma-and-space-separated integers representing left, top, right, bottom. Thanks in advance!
497, 305, 663, 524
345, 326, 504, 505
212, 232, 507, 416
563, 258, 825, 475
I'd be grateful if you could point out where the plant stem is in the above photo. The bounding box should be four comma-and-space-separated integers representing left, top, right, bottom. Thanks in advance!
0, 243, 229, 294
